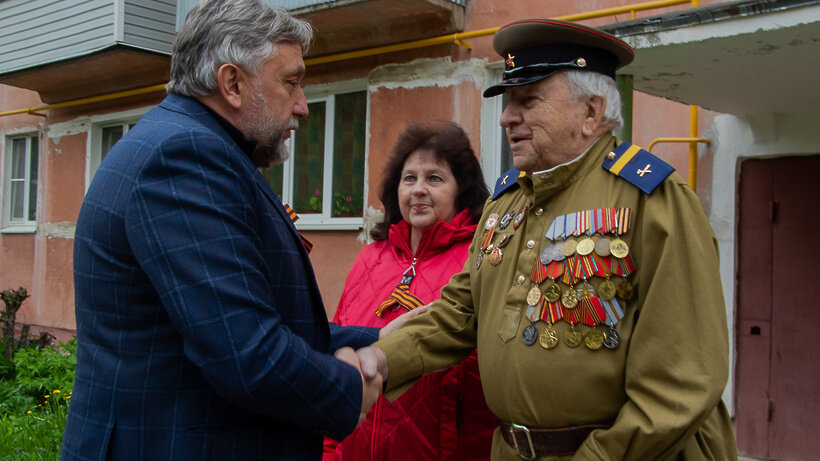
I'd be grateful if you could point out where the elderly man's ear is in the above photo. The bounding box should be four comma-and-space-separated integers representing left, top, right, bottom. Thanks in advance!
582, 94, 607, 136
216, 63, 247, 111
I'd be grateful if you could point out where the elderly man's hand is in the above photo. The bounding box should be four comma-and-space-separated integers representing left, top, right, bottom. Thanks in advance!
334, 347, 382, 426
379, 304, 429, 340
356, 346, 388, 383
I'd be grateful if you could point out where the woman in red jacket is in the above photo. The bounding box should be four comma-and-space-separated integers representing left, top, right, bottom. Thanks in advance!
325, 121, 496, 460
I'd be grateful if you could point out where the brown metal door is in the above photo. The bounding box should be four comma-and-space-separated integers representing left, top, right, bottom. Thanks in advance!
736, 155, 820, 460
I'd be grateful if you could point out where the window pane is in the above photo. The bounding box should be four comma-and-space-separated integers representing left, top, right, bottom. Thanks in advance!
101, 125, 124, 161
10, 181, 24, 221
260, 163, 283, 198
292, 101, 326, 214
331, 92, 366, 218
27, 137, 38, 221
11, 138, 26, 179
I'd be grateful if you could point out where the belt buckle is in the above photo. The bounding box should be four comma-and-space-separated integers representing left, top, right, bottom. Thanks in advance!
509, 423, 536, 460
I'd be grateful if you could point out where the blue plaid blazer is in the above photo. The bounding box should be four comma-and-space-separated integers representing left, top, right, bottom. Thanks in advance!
62, 94, 377, 460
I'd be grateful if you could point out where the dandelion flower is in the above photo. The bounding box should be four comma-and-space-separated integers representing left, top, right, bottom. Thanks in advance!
27, 410, 32, 414
53, 390, 61, 394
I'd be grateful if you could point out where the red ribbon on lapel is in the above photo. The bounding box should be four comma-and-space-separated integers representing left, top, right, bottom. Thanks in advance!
282, 203, 313, 254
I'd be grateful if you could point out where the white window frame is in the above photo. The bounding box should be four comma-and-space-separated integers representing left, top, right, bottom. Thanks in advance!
1, 132, 40, 233
279, 79, 369, 230
86, 107, 150, 190
480, 64, 509, 190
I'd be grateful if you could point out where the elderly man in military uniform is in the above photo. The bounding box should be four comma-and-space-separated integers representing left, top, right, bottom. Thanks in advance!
358, 19, 738, 460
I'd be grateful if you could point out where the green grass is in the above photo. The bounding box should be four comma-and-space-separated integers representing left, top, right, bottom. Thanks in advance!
0, 339, 75, 461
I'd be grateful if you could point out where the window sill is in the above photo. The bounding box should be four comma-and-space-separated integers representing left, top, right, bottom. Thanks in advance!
294, 217, 363, 231
1, 225, 37, 234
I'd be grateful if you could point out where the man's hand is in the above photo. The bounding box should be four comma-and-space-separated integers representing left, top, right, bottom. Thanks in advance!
334, 347, 382, 426
379, 304, 429, 339
356, 346, 388, 382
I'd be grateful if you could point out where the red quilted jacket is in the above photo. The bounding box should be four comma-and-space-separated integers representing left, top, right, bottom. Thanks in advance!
324, 209, 496, 460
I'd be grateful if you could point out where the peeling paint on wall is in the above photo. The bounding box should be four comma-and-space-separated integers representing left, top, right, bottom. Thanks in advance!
358, 206, 384, 244
46, 117, 91, 146
369, 57, 488, 91
40, 221, 76, 239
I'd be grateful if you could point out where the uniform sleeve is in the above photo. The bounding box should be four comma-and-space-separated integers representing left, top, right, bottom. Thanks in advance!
575, 181, 730, 460
125, 132, 362, 441
375, 250, 479, 398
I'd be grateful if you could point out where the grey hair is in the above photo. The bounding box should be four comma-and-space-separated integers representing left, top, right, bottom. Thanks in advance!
563, 70, 624, 131
167, 0, 313, 97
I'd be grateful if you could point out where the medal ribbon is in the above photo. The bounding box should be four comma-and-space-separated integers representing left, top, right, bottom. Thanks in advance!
564, 213, 577, 238
283, 203, 314, 254
480, 227, 495, 251
577, 210, 590, 236
573, 253, 595, 281
531, 258, 548, 284
546, 260, 564, 280
526, 304, 542, 322
611, 252, 636, 277
615, 207, 631, 235
583, 297, 607, 326
602, 297, 625, 326
543, 300, 563, 323
565, 305, 580, 325
591, 252, 611, 278
561, 257, 577, 286
376, 283, 425, 317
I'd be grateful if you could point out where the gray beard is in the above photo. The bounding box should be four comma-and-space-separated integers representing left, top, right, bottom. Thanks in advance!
239, 88, 296, 167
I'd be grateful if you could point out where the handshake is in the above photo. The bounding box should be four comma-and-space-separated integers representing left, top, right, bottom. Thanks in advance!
334, 304, 429, 426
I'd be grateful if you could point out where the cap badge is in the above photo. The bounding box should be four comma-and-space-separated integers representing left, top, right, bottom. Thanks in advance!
576, 57, 587, 67
505, 53, 515, 68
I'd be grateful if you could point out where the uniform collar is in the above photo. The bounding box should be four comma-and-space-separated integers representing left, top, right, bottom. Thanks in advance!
518, 133, 615, 201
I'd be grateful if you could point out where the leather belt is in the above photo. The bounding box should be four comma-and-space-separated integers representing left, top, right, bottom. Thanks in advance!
499, 420, 611, 459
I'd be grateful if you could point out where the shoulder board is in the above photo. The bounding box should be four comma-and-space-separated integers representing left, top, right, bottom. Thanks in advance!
601, 142, 674, 194
492, 168, 525, 200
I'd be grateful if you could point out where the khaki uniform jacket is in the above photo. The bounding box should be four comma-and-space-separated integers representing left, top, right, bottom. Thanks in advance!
375, 134, 737, 460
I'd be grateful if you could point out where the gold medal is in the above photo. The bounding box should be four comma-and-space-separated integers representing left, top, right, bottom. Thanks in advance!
489, 247, 503, 265
584, 328, 605, 350
576, 237, 594, 256
564, 325, 583, 348
616, 279, 634, 300
610, 237, 629, 259
543, 281, 561, 303
561, 288, 579, 309
598, 278, 617, 301
540, 324, 559, 349
561, 238, 578, 257
526, 286, 542, 306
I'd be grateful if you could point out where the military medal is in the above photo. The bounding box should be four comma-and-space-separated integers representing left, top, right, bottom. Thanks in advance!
522, 323, 538, 346
561, 238, 578, 257
497, 234, 511, 248
499, 210, 516, 230
543, 281, 561, 303
603, 327, 621, 349
575, 281, 595, 299
513, 205, 527, 230
616, 279, 634, 300
584, 328, 605, 350
475, 252, 483, 270
489, 247, 503, 265
564, 325, 583, 348
609, 238, 629, 259
595, 237, 612, 257
598, 278, 617, 300
539, 324, 559, 349
522, 305, 541, 346
561, 288, 579, 309
484, 213, 499, 230
526, 286, 542, 306
576, 237, 594, 256
601, 298, 624, 350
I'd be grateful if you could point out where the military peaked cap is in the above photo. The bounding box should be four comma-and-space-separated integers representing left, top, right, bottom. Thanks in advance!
483, 19, 635, 97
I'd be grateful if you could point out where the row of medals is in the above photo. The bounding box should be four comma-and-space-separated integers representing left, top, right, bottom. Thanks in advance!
477, 207, 635, 351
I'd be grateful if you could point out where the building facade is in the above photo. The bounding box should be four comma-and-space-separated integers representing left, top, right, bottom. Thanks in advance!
1, 0, 819, 458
